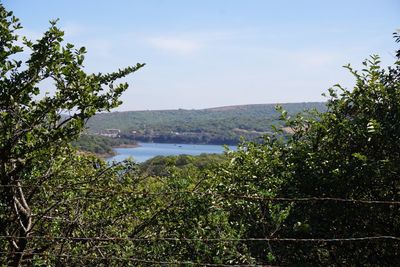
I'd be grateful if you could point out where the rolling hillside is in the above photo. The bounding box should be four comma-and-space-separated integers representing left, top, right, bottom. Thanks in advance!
86, 102, 326, 145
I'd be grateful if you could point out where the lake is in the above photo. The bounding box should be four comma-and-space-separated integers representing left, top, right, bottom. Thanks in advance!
108, 142, 236, 163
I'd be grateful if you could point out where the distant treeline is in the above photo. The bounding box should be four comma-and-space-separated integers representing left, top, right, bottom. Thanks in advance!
139, 153, 227, 177
86, 102, 326, 145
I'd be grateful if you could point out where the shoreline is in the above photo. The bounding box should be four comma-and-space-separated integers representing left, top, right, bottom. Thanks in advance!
112, 143, 141, 149
102, 143, 140, 159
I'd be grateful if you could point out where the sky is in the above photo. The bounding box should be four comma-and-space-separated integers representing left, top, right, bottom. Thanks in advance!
3, 0, 400, 111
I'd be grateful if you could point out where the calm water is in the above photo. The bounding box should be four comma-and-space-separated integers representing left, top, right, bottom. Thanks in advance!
108, 142, 236, 163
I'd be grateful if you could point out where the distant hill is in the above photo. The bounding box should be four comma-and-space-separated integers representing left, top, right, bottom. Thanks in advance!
86, 102, 326, 145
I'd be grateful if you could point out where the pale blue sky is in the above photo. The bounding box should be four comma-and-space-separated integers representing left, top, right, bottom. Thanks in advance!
3, 0, 399, 111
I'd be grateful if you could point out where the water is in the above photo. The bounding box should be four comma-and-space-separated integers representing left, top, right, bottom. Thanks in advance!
108, 142, 236, 163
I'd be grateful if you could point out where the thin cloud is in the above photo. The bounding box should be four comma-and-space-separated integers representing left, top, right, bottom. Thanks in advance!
293, 50, 338, 68
147, 36, 202, 56
145, 29, 256, 56
62, 22, 87, 37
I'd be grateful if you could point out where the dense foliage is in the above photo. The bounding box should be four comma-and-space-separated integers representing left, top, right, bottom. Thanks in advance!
1, 4, 399, 266
139, 153, 226, 177
0, 6, 144, 265
210, 37, 400, 265
86, 102, 326, 145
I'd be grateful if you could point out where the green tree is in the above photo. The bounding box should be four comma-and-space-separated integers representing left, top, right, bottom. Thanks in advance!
214, 32, 400, 265
0, 6, 252, 266
275, 46, 400, 265
2, 3, 399, 265
0, 5, 144, 265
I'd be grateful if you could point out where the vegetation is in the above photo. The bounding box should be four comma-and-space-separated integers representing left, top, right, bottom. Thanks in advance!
1, 4, 399, 266
86, 102, 326, 145
208, 34, 400, 265
0, 6, 145, 265
139, 153, 226, 177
